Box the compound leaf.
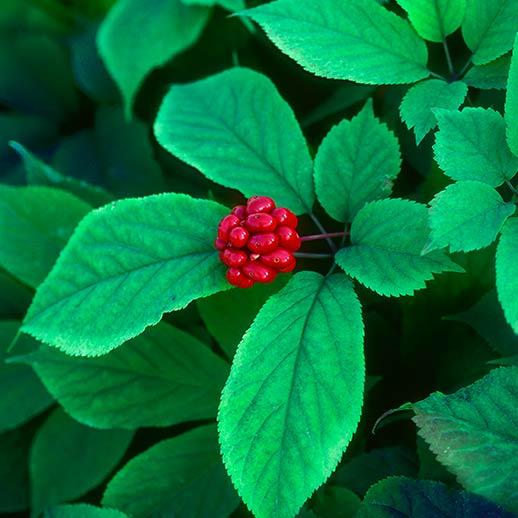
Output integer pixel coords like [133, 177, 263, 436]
[218, 271, 364, 518]
[22, 194, 229, 356]
[505, 33, 518, 156]
[433, 107, 518, 186]
[242, 0, 429, 84]
[464, 55, 511, 90]
[314, 100, 401, 222]
[335, 199, 462, 297]
[426, 181, 515, 252]
[155, 67, 314, 214]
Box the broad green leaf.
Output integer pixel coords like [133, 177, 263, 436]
[11, 141, 113, 207]
[218, 271, 364, 518]
[335, 199, 462, 297]
[44, 504, 128, 518]
[426, 181, 516, 252]
[314, 100, 401, 222]
[462, 0, 518, 65]
[103, 425, 239, 517]
[400, 80, 467, 144]
[433, 108, 518, 186]
[242, 0, 429, 84]
[357, 476, 514, 517]
[396, 0, 466, 42]
[0, 185, 91, 288]
[22, 194, 229, 356]
[19, 322, 228, 429]
[505, 33, 518, 156]
[464, 55, 511, 90]
[496, 217, 518, 332]
[181, 0, 244, 10]
[155, 67, 314, 214]
[98, 0, 210, 118]
[0, 321, 53, 432]
[412, 367, 518, 511]
[31, 409, 133, 515]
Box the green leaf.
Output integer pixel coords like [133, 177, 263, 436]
[0, 271, 32, 319]
[43, 504, 128, 518]
[103, 424, 239, 517]
[400, 80, 467, 144]
[0, 185, 91, 288]
[154, 67, 314, 214]
[218, 271, 364, 518]
[496, 217, 518, 333]
[242, 0, 429, 84]
[433, 107, 518, 186]
[314, 100, 401, 222]
[31, 409, 133, 515]
[335, 199, 462, 297]
[11, 141, 113, 207]
[19, 322, 229, 429]
[426, 181, 516, 252]
[312, 486, 360, 517]
[505, 33, 518, 156]
[181, 0, 244, 10]
[98, 0, 210, 118]
[0, 321, 53, 432]
[464, 55, 511, 90]
[22, 193, 229, 356]
[462, 0, 518, 65]
[357, 476, 514, 517]
[396, 0, 466, 42]
[412, 367, 518, 511]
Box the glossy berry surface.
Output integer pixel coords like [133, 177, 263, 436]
[215, 196, 301, 288]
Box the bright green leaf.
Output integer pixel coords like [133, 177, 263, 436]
[43, 504, 128, 518]
[464, 55, 511, 90]
[0, 185, 91, 288]
[314, 100, 401, 222]
[505, 33, 518, 156]
[462, 0, 518, 65]
[98, 0, 210, 118]
[396, 0, 466, 42]
[218, 271, 364, 518]
[400, 80, 467, 144]
[181, 0, 244, 10]
[31, 409, 133, 515]
[22, 193, 229, 356]
[412, 367, 518, 511]
[242, 0, 429, 84]
[433, 107, 518, 186]
[357, 476, 514, 517]
[426, 181, 515, 252]
[496, 217, 518, 333]
[155, 67, 314, 214]
[103, 425, 239, 517]
[336, 199, 462, 297]
[19, 322, 228, 429]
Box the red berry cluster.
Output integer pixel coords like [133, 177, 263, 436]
[215, 196, 301, 288]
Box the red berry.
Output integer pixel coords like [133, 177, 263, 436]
[218, 215, 240, 240]
[279, 261, 296, 273]
[221, 248, 248, 268]
[228, 226, 249, 248]
[276, 226, 301, 252]
[227, 268, 254, 288]
[247, 196, 275, 214]
[260, 248, 295, 270]
[242, 262, 277, 283]
[231, 205, 247, 219]
[214, 238, 226, 251]
[245, 213, 277, 233]
[248, 233, 279, 254]
[272, 208, 298, 229]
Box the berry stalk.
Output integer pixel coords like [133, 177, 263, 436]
[300, 231, 347, 242]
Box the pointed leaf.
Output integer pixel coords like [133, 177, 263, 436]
[433, 107, 518, 186]
[426, 181, 516, 252]
[218, 271, 365, 518]
[22, 194, 229, 356]
[464, 55, 511, 90]
[412, 367, 518, 512]
[98, 0, 210, 118]
[314, 100, 401, 222]
[400, 80, 467, 144]
[242, 0, 429, 84]
[335, 199, 462, 297]
[103, 425, 239, 517]
[505, 33, 518, 156]
[155, 67, 314, 214]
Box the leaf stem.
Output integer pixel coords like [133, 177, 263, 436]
[429, 70, 448, 81]
[294, 252, 333, 259]
[309, 213, 337, 253]
[442, 39, 456, 79]
[459, 56, 473, 78]
[505, 179, 518, 197]
[300, 231, 347, 242]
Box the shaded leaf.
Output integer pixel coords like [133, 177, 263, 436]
[464, 55, 511, 90]
[43, 504, 128, 518]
